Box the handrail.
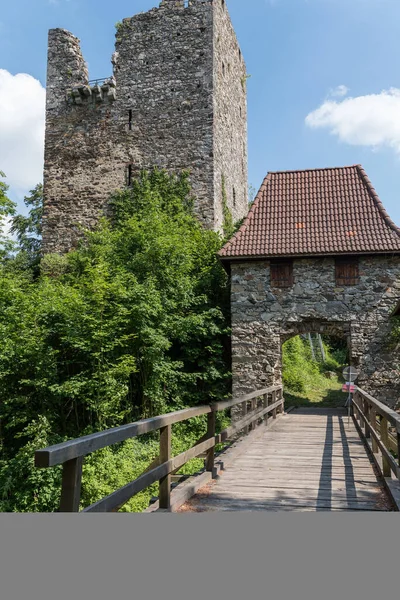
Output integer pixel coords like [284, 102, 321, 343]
[35, 385, 285, 512]
[352, 387, 400, 482]
[354, 388, 400, 431]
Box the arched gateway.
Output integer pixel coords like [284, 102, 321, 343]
[219, 165, 400, 409]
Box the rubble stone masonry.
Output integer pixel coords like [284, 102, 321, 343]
[42, 0, 248, 253]
[230, 256, 400, 409]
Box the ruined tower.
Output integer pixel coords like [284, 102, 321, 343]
[42, 0, 248, 253]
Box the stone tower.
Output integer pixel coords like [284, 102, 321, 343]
[42, 0, 248, 253]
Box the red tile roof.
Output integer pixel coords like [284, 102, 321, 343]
[219, 165, 400, 260]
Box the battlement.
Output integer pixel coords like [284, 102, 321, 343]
[68, 78, 116, 106]
[42, 0, 248, 253]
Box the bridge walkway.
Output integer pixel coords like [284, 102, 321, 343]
[178, 408, 394, 512]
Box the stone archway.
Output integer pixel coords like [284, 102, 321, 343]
[230, 258, 400, 411]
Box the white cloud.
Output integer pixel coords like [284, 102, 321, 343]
[305, 87, 400, 155]
[330, 85, 349, 98]
[0, 69, 45, 200]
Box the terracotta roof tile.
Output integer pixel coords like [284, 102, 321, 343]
[219, 165, 400, 260]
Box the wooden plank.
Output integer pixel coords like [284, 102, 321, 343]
[180, 405, 392, 513]
[206, 410, 216, 474]
[356, 388, 400, 430]
[159, 425, 172, 510]
[186, 496, 384, 511]
[60, 457, 83, 513]
[272, 390, 277, 419]
[83, 437, 215, 512]
[215, 399, 283, 444]
[381, 417, 392, 478]
[211, 386, 282, 412]
[210, 487, 381, 502]
[263, 393, 269, 426]
[35, 405, 212, 467]
[353, 404, 399, 478]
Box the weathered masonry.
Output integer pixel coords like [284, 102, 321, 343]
[219, 165, 400, 409]
[42, 0, 248, 253]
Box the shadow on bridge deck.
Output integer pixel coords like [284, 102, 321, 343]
[177, 408, 394, 512]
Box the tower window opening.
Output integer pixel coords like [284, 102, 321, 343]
[233, 187, 236, 207]
[128, 110, 133, 131]
[127, 164, 132, 187]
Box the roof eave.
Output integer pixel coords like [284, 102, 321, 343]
[219, 249, 400, 262]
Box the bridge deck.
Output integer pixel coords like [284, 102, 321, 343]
[178, 408, 394, 512]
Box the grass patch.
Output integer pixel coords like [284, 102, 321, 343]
[285, 376, 345, 409]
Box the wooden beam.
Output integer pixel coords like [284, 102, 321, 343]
[83, 438, 215, 513]
[355, 387, 400, 430]
[215, 399, 283, 445]
[353, 403, 399, 479]
[35, 386, 284, 468]
[60, 457, 83, 513]
[370, 407, 379, 454]
[159, 425, 172, 510]
[206, 410, 216, 474]
[263, 393, 269, 426]
[381, 417, 391, 478]
[35, 405, 212, 468]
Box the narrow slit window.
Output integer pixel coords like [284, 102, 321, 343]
[127, 164, 132, 187]
[335, 257, 359, 286]
[128, 110, 133, 131]
[270, 261, 294, 288]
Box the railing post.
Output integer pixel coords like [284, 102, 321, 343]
[364, 400, 371, 439]
[354, 392, 360, 422]
[370, 406, 378, 454]
[206, 408, 216, 476]
[263, 393, 269, 426]
[380, 417, 391, 478]
[397, 429, 400, 471]
[279, 388, 284, 414]
[249, 397, 257, 431]
[272, 390, 277, 419]
[242, 399, 248, 434]
[159, 425, 172, 510]
[60, 457, 83, 512]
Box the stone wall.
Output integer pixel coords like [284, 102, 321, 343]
[230, 255, 400, 409]
[42, 0, 248, 253]
[213, 0, 248, 229]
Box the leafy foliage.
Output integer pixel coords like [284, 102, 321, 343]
[283, 335, 346, 394]
[0, 169, 231, 512]
[282, 335, 347, 409]
[0, 171, 17, 259]
[10, 183, 43, 269]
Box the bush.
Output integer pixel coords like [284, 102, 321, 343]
[0, 170, 232, 512]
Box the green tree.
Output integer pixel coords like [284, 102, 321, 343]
[0, 169, 231, 511]
[0, 171, 17, 258]
[11, 183, 43, 268]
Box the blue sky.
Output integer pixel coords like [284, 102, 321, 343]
[1, 0, 400, 225]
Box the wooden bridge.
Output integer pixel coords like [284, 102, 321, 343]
[35, 386, 400, 513]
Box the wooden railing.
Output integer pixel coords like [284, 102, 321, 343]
[35, 386, 284, 512]
[352, 387, 400, 481]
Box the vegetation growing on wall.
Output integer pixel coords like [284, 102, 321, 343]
[0, 169, 232, 512]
